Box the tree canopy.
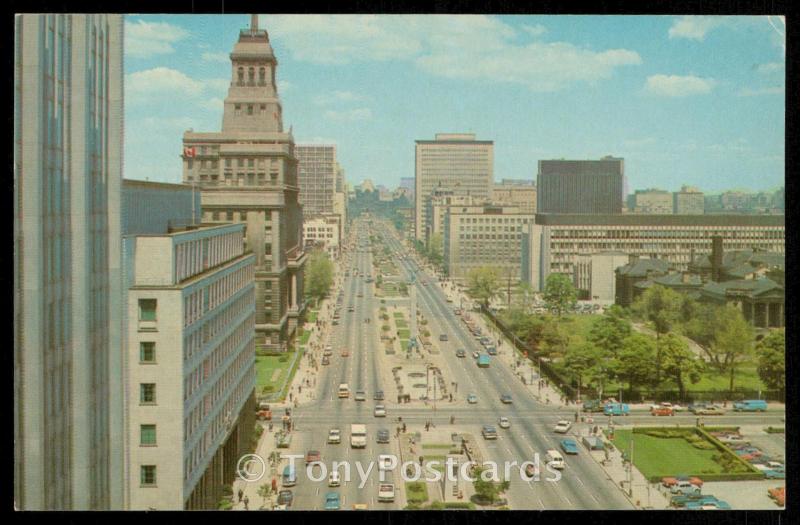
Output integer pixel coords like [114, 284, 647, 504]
[466, 266, 501, 309]
[756, 329, 785, 396]
[543, 273, 577, 317]
[304, 249, 334, 305]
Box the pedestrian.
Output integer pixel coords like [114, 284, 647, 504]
[403, 423, 407, 433]
[238, 488, 244, 503]
[272, 477, 277, 493]
[243, 495, 249, 510]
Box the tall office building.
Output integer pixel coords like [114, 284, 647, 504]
[537, 156, 624, 214]
[14, 14, 124, 510]
[182, 15, 306, 352]
[415, 133, 493, 243]
[296, 144, 337, 217]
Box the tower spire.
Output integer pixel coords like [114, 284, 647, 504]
[251, 14, 258, 32]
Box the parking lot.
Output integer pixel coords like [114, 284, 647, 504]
[701, 480, 784, 509]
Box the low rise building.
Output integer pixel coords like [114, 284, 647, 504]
[303, 214, 341, 259]
[631, 188, 673, 214]
[573, 251, 630, 302]
[674, 185, 704, 215]
[492, 180, 537, 213]
[442, 205, 534, 281]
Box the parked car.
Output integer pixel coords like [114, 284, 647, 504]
[733, 399, 768, 412]
[560, 438, 579, 455]
[717, 434, 749, 446]
[554, 420, 572, 434]
[670, 480, 702, 495]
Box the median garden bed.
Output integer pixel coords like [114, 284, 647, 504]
[405, 481, 429, 504]
[610, 427, 764, 482]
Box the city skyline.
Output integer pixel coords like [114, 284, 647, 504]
[124, 14, 784, 193]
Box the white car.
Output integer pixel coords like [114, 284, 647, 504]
[378, 483, 395, 502]
[498, 417, 511, 429]
[328, 471, 341, 487]
[374, 405, 387, 417]
[650, 402, 685, 412]
[467, 394, 478, 404]
[378, 455, 394, 471]
[328, 428, 341, 444]
[554, 420, 572, 434]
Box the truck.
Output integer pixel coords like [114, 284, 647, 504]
[351, 424, 367, 448]
[603, 403, 630, 416]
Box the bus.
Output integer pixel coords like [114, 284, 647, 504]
[477, 354, 490, 368]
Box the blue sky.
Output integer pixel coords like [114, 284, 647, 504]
[124, 14, 785, 193]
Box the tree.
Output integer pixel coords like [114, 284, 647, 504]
[632, 285, 684, 382]
[515, 281, 536, 314]
[539, 319, 569, 357]
[563, 342, 600, 395]
[710, 305, 754, 393]
[588, 308, 632, 358]
[756, 329, 785, 397]
[466, 266, 501, 309]
[427, 232, 444, 267]
[304, 250, 334, 305]
[472, 468, 510, 505]
[543, 273, 577, 317]
[257, 483, 271, 508]
[615, 333, 657, 392]
[659, 333, 703, 399]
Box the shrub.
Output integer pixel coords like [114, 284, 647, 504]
[278, 356, 288, 363]
[765, 426, 785, 434]
[218, 498, 233, 510]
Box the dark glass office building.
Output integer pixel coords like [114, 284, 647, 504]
[537, 156, 624, 214]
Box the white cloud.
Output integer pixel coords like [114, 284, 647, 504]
[668, 16, 724, 41]
[644, 74, 716, 97]
[202, 51, 230, 63]
[125, 19, 190, 58]
[756, 62, 784, 74]
[737, 86, 784, 97]
[126, 67, 205, 102]
[264, 14, 640, 91]
[324, 108, 372, 121]
[522, 24, 547, 37]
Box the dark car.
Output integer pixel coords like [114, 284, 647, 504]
[374, 390, 385, 401]
[322, 356, 330, 366]
[377, 429, 390, 443]
[277, 490, 294, 507]
[439, 334, 448, 342]
[500, 394, 513, 404]
[456, 349, 466, 358]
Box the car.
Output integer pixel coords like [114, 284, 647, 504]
[545, 450, 565, 469]
[651, 406, 675, 416]
[322, 356, 330, 366]
[670, 480, 702, 495]
[560, 438, 579, 455]
[662, 476, 704, 488]
[374, 405, 387, 417]
[697, 405, 725, 416]
[323, 347, 333, 356]
[603, 403, 630, 416]
[277, 489, 294, 507]
[328, 428, 341, 444]
[439, 334, 448, 341]
[348, 306, 355, 312]
[486, 346, 497, 356]
[482, 425, 498, 440]
[306, 450, 322, 464]
[467, 394, 478, 404]
[733, 399, 768, 412]
[354, 390, 366, 401]
[328, 471, 341, 487]
[374, 390, 385, 401]
[456, 349, 466, 358]
[341, 349, 350, 357]
[378, 483, 396, 502]
[500, 394, 513, 404]
[688, 403, 709, 414]
[377, 429, 390, 443]
[582, 399, 604, 413]
[324, 492, 341, 510]
[378, 455, 394, 470]
[554, 420, 572, 434]
[498, 417, 511, 429]
[717, 434, 749, 445]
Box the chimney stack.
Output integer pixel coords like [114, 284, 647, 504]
[711, 235, 723, 282]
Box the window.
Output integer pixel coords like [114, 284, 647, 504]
[139, 299, 157, 322]
[247, 105, 253, 115]
[140, 342, 156, 363]
[237, 67, 244, 85]
[259, 67, 266, 85]
[187, 159, 193, 170]
[225, 158, 231, 168]
[140, 465, 157, 486]
[140, 425, 157, 446]
[140, 383, 156, 404]
[237, 158, 244, 168]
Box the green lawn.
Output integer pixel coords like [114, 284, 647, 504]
[405, 482, 429, 504]
[307, 310, 318, 323]
[393, 312, 405, 319]
[395, 319, 408, 329]
[299, 330, 311, 346]
[611, 428, 726, 480]
[255, 355, 292, 395]
[399, 339, 409, 350]
[397, 329, 411, 339]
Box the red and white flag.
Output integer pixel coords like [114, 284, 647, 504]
[183, 146, 196, 158]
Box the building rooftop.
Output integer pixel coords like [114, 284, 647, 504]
[616, 258, 672, 278]
[700, 277, 783, 299]
[536, 213, 785, 226]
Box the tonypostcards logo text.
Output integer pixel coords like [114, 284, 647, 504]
[236, 453, 562, 487]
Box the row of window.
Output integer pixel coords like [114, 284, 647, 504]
[176, 232, 244, 283]
[185, 289, 255, 363]
[184, 356, 255, 483]
[552, 229, 785, 239]
[183, 263, 251, 328]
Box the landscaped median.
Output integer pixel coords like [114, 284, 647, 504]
[255, 347, 304, 401]
[610, 426, 765, 482]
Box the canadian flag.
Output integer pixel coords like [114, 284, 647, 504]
[183, 146, 196, 158]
